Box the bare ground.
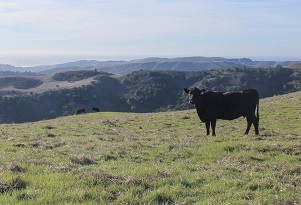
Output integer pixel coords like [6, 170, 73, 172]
[0, 75, 98, 96]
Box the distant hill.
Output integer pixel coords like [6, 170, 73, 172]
[1, 57, 298, 74]
[0, 66, 300, 123]
[0, 77, 43, 89]
[0, 70, 113, 96]
[38, 60, 126, 74]
[0, 63, 19, 71]
[52, 70, 111, 81]
[287, 61, 301, 68]
[39, 57, 296, 75]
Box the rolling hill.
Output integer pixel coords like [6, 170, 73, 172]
[0, 66, 300, 123]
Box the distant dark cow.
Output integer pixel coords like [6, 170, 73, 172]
[184, 87, 259, 136]
[76, 108, 86, 115]
[92, 107, 100, 112]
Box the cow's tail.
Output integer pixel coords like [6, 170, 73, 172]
[256, 99, 259, 122]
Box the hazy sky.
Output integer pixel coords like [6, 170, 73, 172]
[0, 0, 301, 66]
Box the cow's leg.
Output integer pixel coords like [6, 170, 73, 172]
[211, 119, 216, 136]
[245, 116, 252, 135]
[205, 121, 210, 136]
[253, 117, 259, 135]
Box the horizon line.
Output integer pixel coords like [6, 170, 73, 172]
[0, 54, 300, 68]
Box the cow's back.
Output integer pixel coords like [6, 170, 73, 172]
[203, 90, 258, 120]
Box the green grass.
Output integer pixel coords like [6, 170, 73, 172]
[0, 92, 301, 204]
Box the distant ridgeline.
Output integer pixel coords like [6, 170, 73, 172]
[0, 70, 43, 76]
[0, 66, 300, 123]
[52, 70, 112, 81]
[1, 57, 299, 74]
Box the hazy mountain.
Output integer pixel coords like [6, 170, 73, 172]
[41, 57, 298, 75]
[33, 60, 126, 74]
[0, 63, 19, 71]
[0, 57, 298, 74]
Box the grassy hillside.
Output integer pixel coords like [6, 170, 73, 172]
[0, 92, 300, 204]
[0, 77, 43, 89]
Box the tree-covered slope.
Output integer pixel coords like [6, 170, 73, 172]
[0, 66, 300, 123]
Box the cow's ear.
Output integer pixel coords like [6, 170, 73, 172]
[184, 88, 190, 93]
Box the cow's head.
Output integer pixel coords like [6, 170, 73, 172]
[184, 87, 206, 104]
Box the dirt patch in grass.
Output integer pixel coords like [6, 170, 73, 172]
[0, 176, 27, 193]
[70, 156, 96, 165]
[0, 184, 14, 193]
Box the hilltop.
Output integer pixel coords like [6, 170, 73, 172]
[0, 70, 113, 96]
[0, 91, 300, 204]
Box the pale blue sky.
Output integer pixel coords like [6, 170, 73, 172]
[0, 0, 301, 66]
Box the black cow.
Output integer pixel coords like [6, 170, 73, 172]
[184, 87, 259, 136]
[92, 107, 100, 112]
[76, 108, 86, 115]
